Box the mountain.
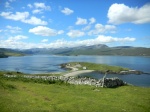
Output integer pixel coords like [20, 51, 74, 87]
[1, 44, 150, 57]
[0, 48, 25, 58]
[21, 44, 150, 56]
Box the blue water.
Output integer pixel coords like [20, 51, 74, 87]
[0, 55, 150, 87]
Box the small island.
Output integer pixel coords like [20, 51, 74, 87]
[60, 62, 143, 75]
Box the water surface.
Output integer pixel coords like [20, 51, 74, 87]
[0, 55, 150, 87]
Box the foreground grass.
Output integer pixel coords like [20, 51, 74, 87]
[0, 72, 150, 112]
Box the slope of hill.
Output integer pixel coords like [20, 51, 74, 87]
[21, 44, 150, 56]
[0, 48, 25, 58]
[54, 45, 150, 56]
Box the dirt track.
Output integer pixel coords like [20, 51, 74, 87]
[63, 70, 94, 77]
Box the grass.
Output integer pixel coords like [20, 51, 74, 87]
[0, 71, 150, 112]
[67, 62, 129, 73]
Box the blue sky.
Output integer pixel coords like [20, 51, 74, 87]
[0, 0, 150, 49]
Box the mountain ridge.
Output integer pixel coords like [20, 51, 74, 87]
[1, 44, 150, 57]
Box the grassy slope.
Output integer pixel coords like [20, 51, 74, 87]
[0, 48, 24, 57]
[0, 72, 150, 112]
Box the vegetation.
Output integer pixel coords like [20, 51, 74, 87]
[0, 71, 150, 112]
[55, 47, 150, 56]
[0, 48, 25, 58]
[62, 62, 129, 73]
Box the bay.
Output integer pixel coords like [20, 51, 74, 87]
[0, 55, 150, 87]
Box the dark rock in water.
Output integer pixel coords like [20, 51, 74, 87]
[119, 70, 143, 75]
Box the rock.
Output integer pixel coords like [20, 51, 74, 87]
[3, 74, 126, 88]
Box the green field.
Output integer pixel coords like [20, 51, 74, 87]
[0, 71, 150, 112]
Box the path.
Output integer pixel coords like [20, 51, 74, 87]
[63, 70, 95, 77]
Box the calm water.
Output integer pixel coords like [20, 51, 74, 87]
[0, 55, 150, 87]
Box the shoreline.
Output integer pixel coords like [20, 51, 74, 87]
[63, 70, 95, 77]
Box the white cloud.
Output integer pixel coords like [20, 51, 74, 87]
[0, 12, 29, 21]
[108, 3, 150, 24]
[95, 35, 135, 43]
[32, 9, 42, 14]
[34, 2, 51, 10]
[0, 12, 47, 25]
[75, 17, 87, 25]
[41, 39, 48, 43]
[27, 4, 33, 8]
[89, 17, 96, 24]
[61, 7, 74, 15]
[28, 2, 51, 14]
[29, 26, 63, 36]
[5, 2, 10, 8]
[6, 25, 22, 33]
[88, 23, 116, 35]
[58, 30, 64, 34]
[82, 25, 91, 31]
[67, 30, 85, 38]
[6, 35, 28, 42]
[0, 35, 136, 49]
[22, 16, 47, 25]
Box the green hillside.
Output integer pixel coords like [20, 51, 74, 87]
[0, 48, 25, 58]
[56, 47, 150, 56]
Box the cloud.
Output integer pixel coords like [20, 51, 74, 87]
[67, 30, 85, 38]
[32, 9, 42, 14]
[27, 4, 33, 8]
[6, 25, 22, 33]
[0, 12, 29, 21]
[0, 35, 136, 49]
[82, 25, 91, 31]
[34, 2, 51, 10]
[0, 12, 47, 25]
[6, 35, 28, 42]
[58, 30, 64, 34]
[95, 35, 135, 43]
[31, 2, 51, 14]
[22, 16, 47, 25]
[88, 23, 116, 35]
[75, 17, 87, 25]
[0, 30, 3, 32]
[5, 2, 10, 8]
[61, 7, 74, 15]
[108, 3, 150, 24]
[89, 17, 96, 24]
[41, 39, 48, 43]
[29, 26, 63, 36]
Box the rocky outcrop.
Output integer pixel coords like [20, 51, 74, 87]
[3, 74, 126, 88]
[96, 77, 126, 88]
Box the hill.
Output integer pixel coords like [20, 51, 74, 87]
[1, 44, 150, 56]
[0, 48, 25, 58]
[45, 45, 150, 56]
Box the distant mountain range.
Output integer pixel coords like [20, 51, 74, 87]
[1, 44, 150, 58]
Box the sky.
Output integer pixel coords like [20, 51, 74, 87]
[0, 0, 150, 49]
